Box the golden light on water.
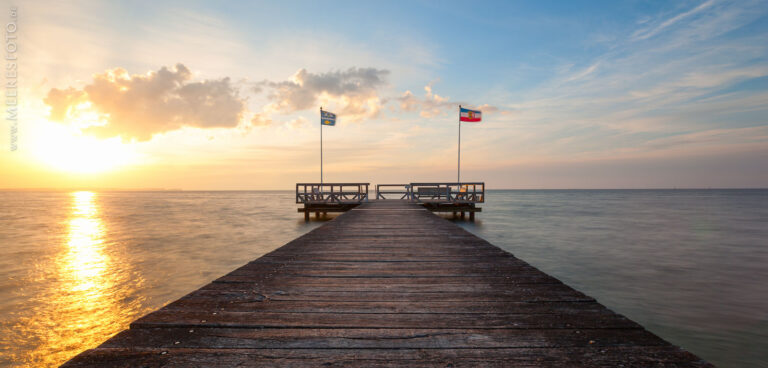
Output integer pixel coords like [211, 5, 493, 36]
[66, 192, 108, 291]
[10, 191, 147, 367]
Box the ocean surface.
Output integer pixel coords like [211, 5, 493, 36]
[0, 190, 766, 367]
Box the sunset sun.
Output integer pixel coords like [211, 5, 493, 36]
[31, 122, 139, 173]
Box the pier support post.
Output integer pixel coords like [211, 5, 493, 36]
[315, 212, 320, 219]
[304, 211, 309, 221]
[461, 212, 465, 219]
[469, 212, 475, 221]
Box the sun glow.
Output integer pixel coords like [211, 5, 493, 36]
[31, 121, 140, 173]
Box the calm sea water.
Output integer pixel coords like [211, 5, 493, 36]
[0, 190, 766, 367]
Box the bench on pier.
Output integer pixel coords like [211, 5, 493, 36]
[409, 182, 484, 219]
[410, 182, 484, 204]
[416, 186, 449, 199]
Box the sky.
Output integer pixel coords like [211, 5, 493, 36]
[1, 0, 767, 189]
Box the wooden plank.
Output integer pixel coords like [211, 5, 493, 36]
[213, 275, 563, 285]
[99, 327, 670, 349]
[62, 200, 711, 367]
[160, 300, 610, 314]
[196, 282, 586, 296]
[64, 347, 711, 367]
[130, 310, 639, 329]
[183, 289, 595, 303]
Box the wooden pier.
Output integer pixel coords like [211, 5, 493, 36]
[64, 200, 710, 367]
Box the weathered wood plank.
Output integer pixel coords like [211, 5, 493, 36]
[213, 275, 562, 285]
[64, 347, 711, 368]
[99, 327, 669, 349]
[131, 310, 639, 329]
[160, 300, 609, 314]
[195, 284, 587, 298]
[183, 289, 595, 302]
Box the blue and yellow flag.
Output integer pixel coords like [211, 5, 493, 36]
[321, 110, 336, 126]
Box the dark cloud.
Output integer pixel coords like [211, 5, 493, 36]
[44, 63, 246, 141]
[263, 67, 389, 120]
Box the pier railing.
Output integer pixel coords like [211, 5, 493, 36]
[376, 184, 411, 200]
[410, 182, 484, 203]
[296, 183, 370, 204]
[295, 182, 482, 205]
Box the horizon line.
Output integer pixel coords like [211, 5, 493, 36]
[2, 187, 767, 192]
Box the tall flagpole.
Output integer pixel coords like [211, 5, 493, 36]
[320, 107, 323, 186]
[458, 105, 461, 184]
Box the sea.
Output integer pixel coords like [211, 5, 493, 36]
[0, 189, 766, 367]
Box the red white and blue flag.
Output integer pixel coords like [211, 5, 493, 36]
[459, 107, 482, 122]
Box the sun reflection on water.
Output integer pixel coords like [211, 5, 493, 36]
[10, 191, 146, 367]
[67, 192, 108, 292]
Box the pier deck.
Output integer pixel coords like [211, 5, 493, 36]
[64, 200, 710, 367]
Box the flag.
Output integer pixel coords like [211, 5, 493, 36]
[459, 107, 482, 122]
[321, 110, 336, 126]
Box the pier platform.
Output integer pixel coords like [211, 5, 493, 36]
[64, 200, 710, 367]
[298, 182, 484, 220]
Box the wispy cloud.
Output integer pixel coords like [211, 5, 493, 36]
[640, 126, 768, 151]
[514, 2, 766, 126]
[631, 0, 716, 41]
[396, 80, 499, 118]
[471, 0, 768, 176]
[564, 62, 601, 82]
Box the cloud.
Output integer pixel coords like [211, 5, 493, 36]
[641, 126, 768, 151]
[475, 104, 501, 113]
[44, 63, 246, 141]
[397, 81, 452, 118]
[398, 90, 420, 112]
[250, 113, 272, 126]
[564, 62, 600, 82]
[505, 0, 768, 141]
[286, 116, 308, 130]
[396, 81, 498, 118]
[632, 0, 716, 41]
[262, 67, 389, 121]
[44, 87, 87, 121]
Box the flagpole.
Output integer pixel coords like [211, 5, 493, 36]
[320, 107, 323, 186]
[458, 105, 461, 185]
